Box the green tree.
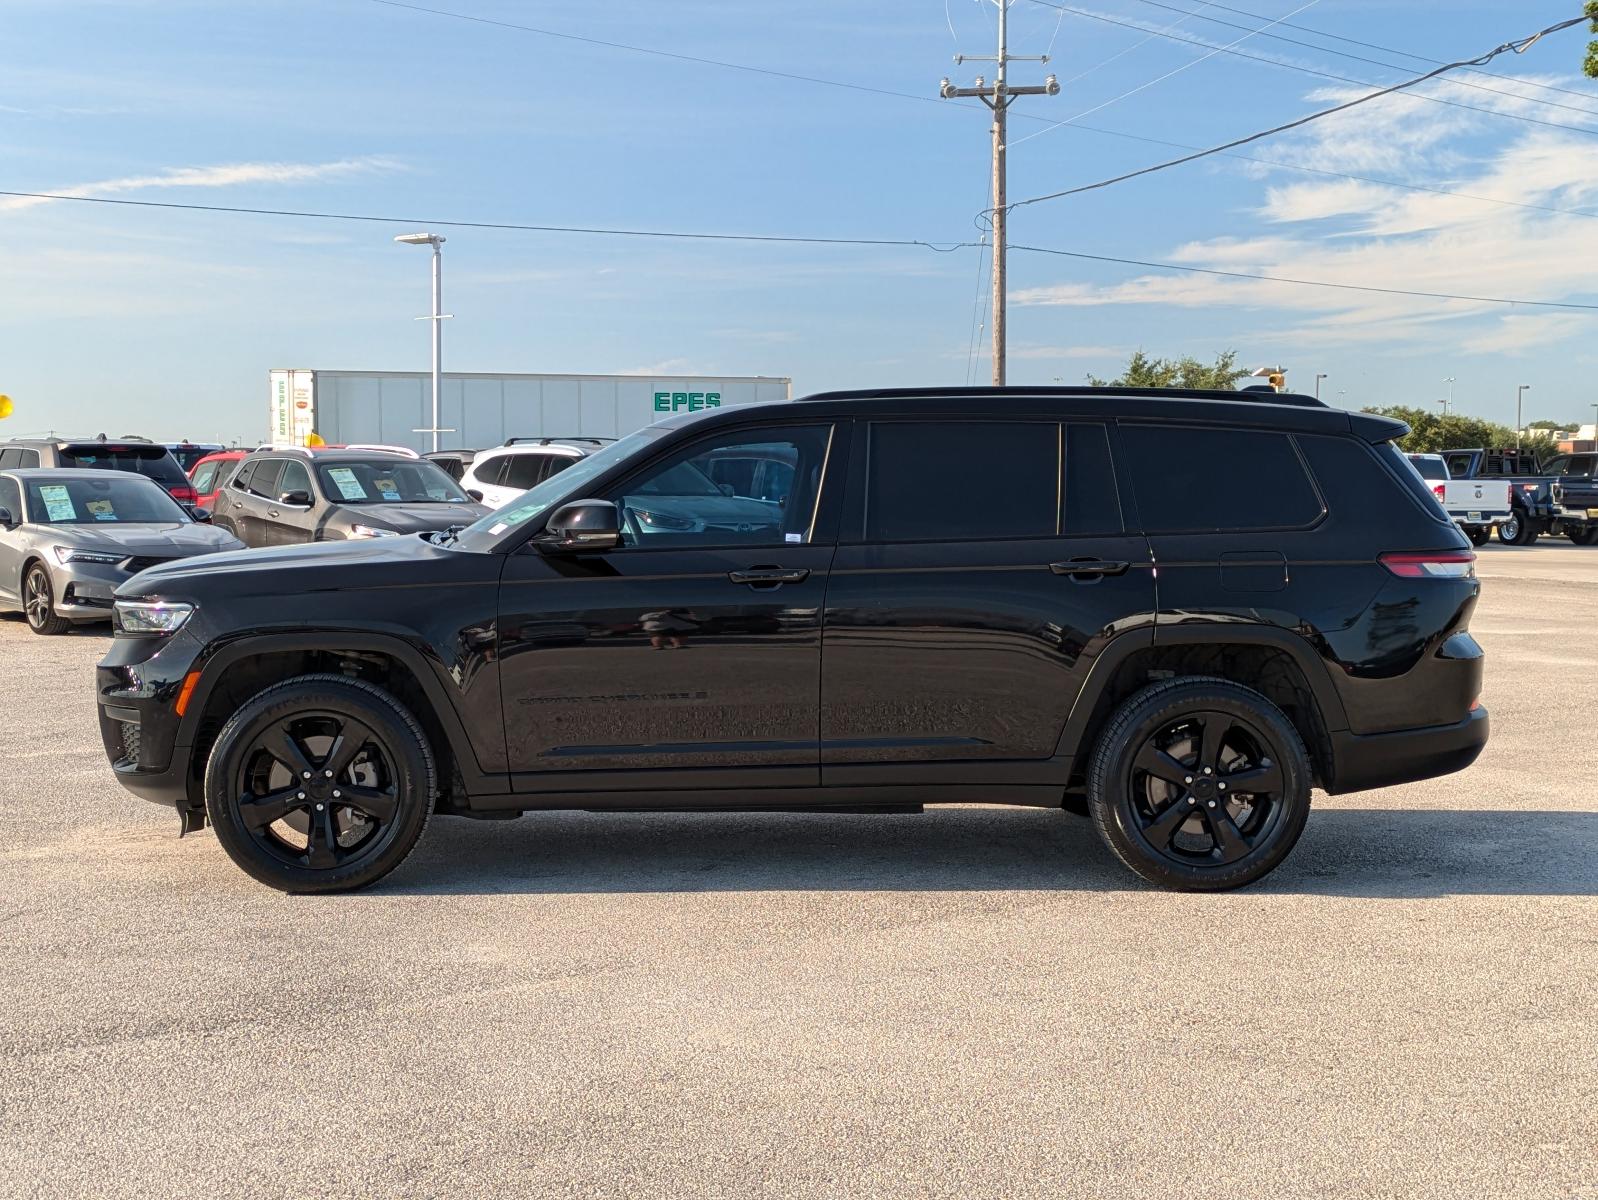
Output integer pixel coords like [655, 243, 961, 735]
[1587, 1, 1598, 78]
[1363, 405, 1561, 464]
[1088, 349, 1248, 389]
[1527, 419, 1578, 431]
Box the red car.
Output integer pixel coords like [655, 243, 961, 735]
[187, 450, 248, 513]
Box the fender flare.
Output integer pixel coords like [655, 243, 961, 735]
[174, 629, 506, 795]
[1054, 623, 1350, 758]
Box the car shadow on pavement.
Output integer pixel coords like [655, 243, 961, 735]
[389, 807, 1598, 898]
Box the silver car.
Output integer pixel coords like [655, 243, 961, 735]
[0, 469, 243, 635]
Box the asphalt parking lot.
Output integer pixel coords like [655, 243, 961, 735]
[1, 542, 1594, 1200]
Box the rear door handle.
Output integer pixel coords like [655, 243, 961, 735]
[1050, 559, 1130, 578]
[728, 567, 810, 586]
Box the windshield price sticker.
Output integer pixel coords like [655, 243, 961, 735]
[327, 468, 367, 501]
[86, 499, 117, 521]
[39, 484, 76, 521]
[374, 477, 401, 501]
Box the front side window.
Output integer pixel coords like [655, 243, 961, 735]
[315, 460, 468, 504]
[277, 460, 314, 499]
[0, 475, 19, 516]
[23, 475, 187, 525]
[191, 461, 219, 495]
[606, 425, 832, 548]
[1123, 425, 1324, 533]
[246, 460, 285, 499]
[865, 421, 1058, 542]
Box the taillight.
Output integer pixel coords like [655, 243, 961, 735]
[1379, 551, 1475, 579]
[168, 485, 198, 503]
[1431, 484, 1446, 501]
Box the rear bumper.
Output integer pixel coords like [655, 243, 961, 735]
[1324, 706, 1489, 795]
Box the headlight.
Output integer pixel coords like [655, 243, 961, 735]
[53, 546, 123, 566]
[349, 524, 401, 539]
[112, 600, 195, 637]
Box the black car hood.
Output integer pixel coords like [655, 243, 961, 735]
[329, 501, 489, 533]
[120, 533, 462, 598]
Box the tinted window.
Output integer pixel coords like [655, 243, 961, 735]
[247, 460, 285, 498]
[17, 449, 39, 468]
[57, 444, 187, 490]
[0, 475, 19, 516]
[472, 454, 509, 487]
[231, 461, 257, 492]
[1311, 437, 1450, 528]
[0, 449, 19, 469]
[606, 425, 832, 547]
[1063, 423, 1123, 535]
[502, 453, 552, 491]
[1443, 453, 1474, 479]
[1123, 425, 1323, 533]
[277, 460, 314, 498]
[1408, 456, 1447, 481]
[866, 421, 1058, 542]
[431, 455, 467, 482]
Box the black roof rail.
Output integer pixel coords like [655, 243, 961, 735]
[794, 384, 1328, 410]
[503, 435, 617, 446]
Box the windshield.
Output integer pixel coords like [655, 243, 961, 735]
[316, 460, 470, 504]
[1408, 456, 1446, 481]
[24, 475, 187, 525]
[454, 426, 666, 550]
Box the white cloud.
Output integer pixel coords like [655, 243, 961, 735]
[0, 156, 403, 213]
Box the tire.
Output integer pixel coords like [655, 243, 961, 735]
[1465, 524, 1492, 547]
[22, 563, 72, 636]
[204, 673, 435, 893]
[1499, 514, 1538, 546]
[1086, 677, 1312, 891]
[1567, 527, 1598, 546]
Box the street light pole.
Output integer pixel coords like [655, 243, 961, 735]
[1314, 372, 1327, 400]
[1443, 376, 1455, 416]
[1516, 384, 1530, 449]
[394, 232, 453, 453]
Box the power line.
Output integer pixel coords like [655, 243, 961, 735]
[1008, 243, 1598, 311]
[1008, 13, 1594, 212]
[1020, 1, 1598, 142]
[0, 189, 975, 250]
[1093, 0, 1598, 120]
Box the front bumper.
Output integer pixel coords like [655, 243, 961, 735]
[96, 628, 206, 810]
[1324, 706, 1489, 795]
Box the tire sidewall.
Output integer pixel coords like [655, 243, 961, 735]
[1088, 680, 1312, 891]
[1498, 515, 1520, 544]
[204, 677, 434, 893]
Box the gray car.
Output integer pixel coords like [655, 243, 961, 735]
[0, 469, 243, 635]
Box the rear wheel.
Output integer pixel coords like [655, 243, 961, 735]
[1568, 526, 1598, 546]
[1464, 524, 1492, 547]
[23, 564, 71, 635]
[204, 674, 435, 893]
[1086, 678, 1312, 891]
[1499, 514, 1538, 545]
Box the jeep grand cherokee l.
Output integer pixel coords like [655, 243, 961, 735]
[95, 386, 1488, 893]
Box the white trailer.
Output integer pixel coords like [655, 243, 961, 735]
[268, 369, 792, 451]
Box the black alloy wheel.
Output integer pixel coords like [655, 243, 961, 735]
[1087, 678, 1312, 891]
[205, 675, 434, 892]
[23, 564, 71, 635]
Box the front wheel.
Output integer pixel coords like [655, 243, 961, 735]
[1086, 678, 1312, 891]
[23, 564, 71, 635]
[1465, 524, 1492, 547]
[204, 674, 435, 893]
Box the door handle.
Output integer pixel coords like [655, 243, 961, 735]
[1050, 559, 1130, 579]
[268, 509, 280, 518]
[728, 567, 810, 586]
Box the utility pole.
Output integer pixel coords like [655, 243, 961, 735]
[395, 231, 454, 453]
[941, 1, 1058, 386]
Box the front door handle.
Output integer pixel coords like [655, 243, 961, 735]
[728, 567, 810, 586]
[268, 509, 280, 518]
[1050, 559, 1130, 579]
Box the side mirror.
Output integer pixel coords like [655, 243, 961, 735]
[277, 489, 313, 507]
[538, 499, 621, 552]
[717, 482, 735, 497]
[466, 489, 484, 502]
[0, 507, 15, 529]
[187, 504, 213, 523]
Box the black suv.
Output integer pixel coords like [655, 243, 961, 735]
[95, 387, 1488, 893]
[215, 449, 488, 547]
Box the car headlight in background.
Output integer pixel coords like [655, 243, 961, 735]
[53, 546, 123, 566]
[349, 524, 402, 539]
[112, 600, 195, 637]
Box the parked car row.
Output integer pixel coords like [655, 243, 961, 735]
[1433, 447, 1598, 546]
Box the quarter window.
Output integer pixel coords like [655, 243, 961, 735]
[865, 421, 1058, 542]
[501, 454, 552, 491]
[605, 425, 832, 547]
[1123, 425, 1323, 533]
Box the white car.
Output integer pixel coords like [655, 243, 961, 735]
[1407, 453, 1512, 546]
[459, 438, 613, 509]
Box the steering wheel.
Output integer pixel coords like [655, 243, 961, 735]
[620, 503, 643, 546]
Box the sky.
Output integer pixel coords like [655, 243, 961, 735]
[3, 0, 1597, 442]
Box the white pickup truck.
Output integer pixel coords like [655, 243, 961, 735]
[1407, 453, 1513, 546]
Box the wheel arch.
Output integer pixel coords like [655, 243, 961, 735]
[1058, 626, 1347, 789]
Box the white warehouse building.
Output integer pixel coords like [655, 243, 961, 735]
[268, 369, 793, 452]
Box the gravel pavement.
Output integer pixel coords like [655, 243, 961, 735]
[0, 541, 1594, 1199]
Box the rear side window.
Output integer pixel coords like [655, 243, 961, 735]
[1122, 425, 1323, 533]
[0, 449, 19, 469]
[1063, 423, 1123, 535]
[1309, 437, 1450, 528]
[865, 421, 1058, 542]
[501, 454, 551, 491]
[472, 454, 510, 487]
